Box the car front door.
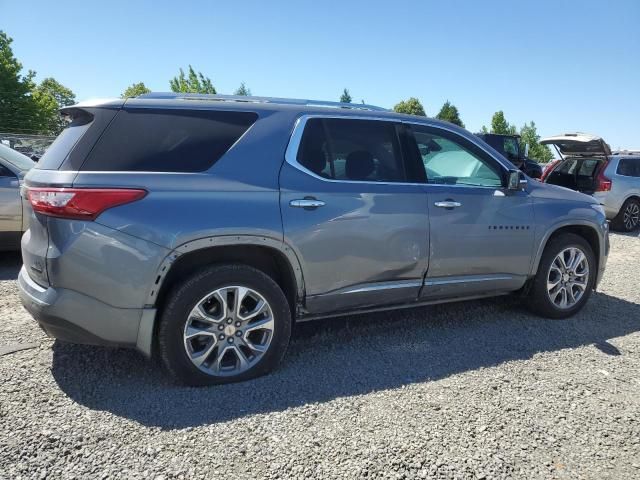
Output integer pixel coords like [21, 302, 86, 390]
[407, 124, 535, 299]
[280, 116, 430, 315]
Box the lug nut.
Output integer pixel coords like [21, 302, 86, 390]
[227, 318, 233, 324]
[235, 321, 241, 327]
[228, 337, 234, 344]
[219, 334, 225, 340]
[218, 324, 224, 331]
[235, 331, 242, 337]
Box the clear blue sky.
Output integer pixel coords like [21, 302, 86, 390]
[2, 0, 639, 149]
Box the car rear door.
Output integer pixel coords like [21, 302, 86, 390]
[406, 124, 535, 299]
[279, 116, 430, 315]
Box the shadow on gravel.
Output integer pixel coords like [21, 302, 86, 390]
[0, 252, 21, 281]
[51, 291, 640, 429]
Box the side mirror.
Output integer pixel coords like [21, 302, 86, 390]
[507, 169, 527, 190]
[524, 143, 530, 158]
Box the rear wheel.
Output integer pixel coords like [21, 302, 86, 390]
[526, 233, 596, 319]
[612, 198, 640, 232]
[158, 264, 292, 385]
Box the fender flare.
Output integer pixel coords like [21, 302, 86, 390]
[144, 234, 305, 307]
[529, 219, 604, 277]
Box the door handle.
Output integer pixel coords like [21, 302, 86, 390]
[434, 200, 462, 209]
[290, 198, 325, 209]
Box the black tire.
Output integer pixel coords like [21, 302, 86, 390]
[158, 264, 292, 386]
[526, 233, 596, 319]
[611, 198, 640, 232]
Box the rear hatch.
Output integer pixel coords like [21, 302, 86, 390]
[540, 133, 611, 194]
[21, 100, 122, 286]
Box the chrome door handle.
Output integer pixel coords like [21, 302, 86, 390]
[290, 198, 326, 209]
[434, 200, 462, 209]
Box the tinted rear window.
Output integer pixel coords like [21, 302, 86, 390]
[81, 109, 258, 172]
[37, 111, 93, 170]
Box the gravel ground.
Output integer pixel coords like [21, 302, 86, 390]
[1, 232, 639, 480]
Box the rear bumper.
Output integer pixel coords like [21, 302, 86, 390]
[18, 266, 155, 355]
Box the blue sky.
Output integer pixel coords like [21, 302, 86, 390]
[2, 0, 639, 149]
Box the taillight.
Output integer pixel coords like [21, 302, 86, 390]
[27, 188, 147, 220]
[594, 160, 612, 192]
[540, 160, 558, 181]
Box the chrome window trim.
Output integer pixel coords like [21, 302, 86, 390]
[283, 114, 512, 188]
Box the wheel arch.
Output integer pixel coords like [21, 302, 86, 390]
[149, 236, 305, 312]
[531, 222, 602, 280]
[135, 235, 305, 358]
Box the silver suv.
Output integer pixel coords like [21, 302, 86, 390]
[19, 94, 609, 385]
[541, 133, 640, 232]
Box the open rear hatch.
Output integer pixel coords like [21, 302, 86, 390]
[540, 133, 611, 194]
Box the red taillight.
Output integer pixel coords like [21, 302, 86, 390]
[27, 188, 147, 220]
[594, 160, 612, 192]
[540, 159, 559, 181]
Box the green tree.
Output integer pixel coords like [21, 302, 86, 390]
[234, 82, 251, 96]
[393, 97, 426, 116]
[340, 88, 352, 103]
[34, 77, 76, 134]
[519, 121, 553, 162]
[121, 82, 151, 98]
[170, 65, 216, 94]
[0, 30, 41, 134]
[435, 100, 464, 127]
[490, 110, 516, 135]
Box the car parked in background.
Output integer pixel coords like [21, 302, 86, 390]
[541, 133, 640, 231]
[18, 94, 609, 385]
[476, 133, 543, 179]
[0, 144, 35, 250]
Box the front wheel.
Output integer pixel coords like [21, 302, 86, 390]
[158, 264, 292, 386]
[526, 233, 596, 319]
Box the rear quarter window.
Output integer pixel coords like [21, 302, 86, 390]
[81, 109, 258, 172]
[617, 158, 640, 177]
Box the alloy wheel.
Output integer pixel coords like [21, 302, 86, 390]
[183, 285, 274, 377]
[546, 247, 590, 309]
[624, 202, 640, 231]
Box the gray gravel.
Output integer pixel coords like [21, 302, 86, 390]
[1, 232, 639, 479]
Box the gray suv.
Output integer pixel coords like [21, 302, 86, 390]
[18, 94, 609, 385]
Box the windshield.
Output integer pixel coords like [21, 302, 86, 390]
[0, 144, 36, 171]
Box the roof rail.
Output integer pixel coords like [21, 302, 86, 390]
[612, 150, 640, 155]
[137, 92, 388, 112]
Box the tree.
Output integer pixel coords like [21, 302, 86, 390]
[519, 121, 554, 162]
[393, 97, 426, 116]
[170, 65, 216, 94]
[122, 82, 151, 98]
[34, 77, 76, 134]
[435, 100, 464, 127]
[234, 82, 251, 96]
[0, 30, 41, 134]
[340, 88, 352, 103]
[490, 111, 516, 135]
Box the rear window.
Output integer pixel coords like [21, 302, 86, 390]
[617, 158, 640, 177]
[37, 111, 93, 170]
[81, 109, 258, 172]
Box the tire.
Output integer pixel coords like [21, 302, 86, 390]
[612, 198, 640, 232]
[158, 264, 292, 386]
[526, 233, 596, 319]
